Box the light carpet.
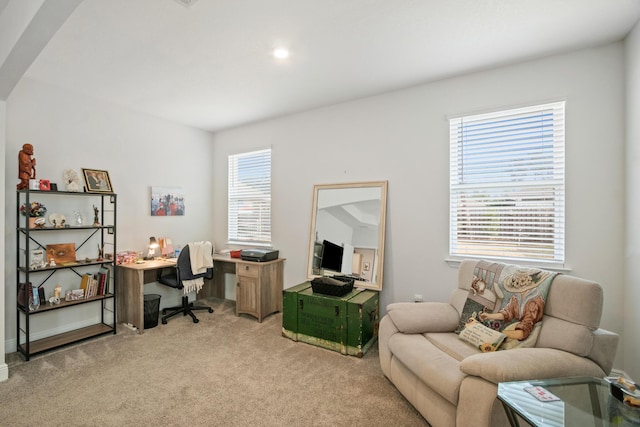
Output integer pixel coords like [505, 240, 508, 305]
[1, 298, 428, 426]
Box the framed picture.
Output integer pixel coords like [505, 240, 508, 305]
[39, 179, 50, 191]
[82, 168, 113, 193]
[30, 249, 46, 270]
[150, 186, 185, 216]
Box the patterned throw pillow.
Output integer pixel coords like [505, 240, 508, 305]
[458, 319, 506, 352]
[455, 261, 503, 334]
[457, 261, 557, 351]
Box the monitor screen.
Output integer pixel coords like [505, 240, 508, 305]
[320, 240, 344, 273]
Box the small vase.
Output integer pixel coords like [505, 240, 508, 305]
[28, 217, 37, 229]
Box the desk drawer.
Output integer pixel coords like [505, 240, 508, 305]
[237, 263, 260, 278]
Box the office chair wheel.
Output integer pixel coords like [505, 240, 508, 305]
[193, 318, 199, 323]
[208, 308, 213, 313]
[162, 319, 167, 324]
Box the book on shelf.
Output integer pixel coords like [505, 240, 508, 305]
[80, 273, 91, 297]
[98, 266, 110, 295]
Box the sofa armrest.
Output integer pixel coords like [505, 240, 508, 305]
[459, 347, 607, 384]
[386, 302, 460, 334]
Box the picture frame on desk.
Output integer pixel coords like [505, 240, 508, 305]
[82, 168, 113, 193]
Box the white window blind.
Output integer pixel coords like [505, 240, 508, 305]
[449, 102, 565, 263]
[228, 148, 272, 245]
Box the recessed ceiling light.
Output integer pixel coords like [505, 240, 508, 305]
[272, 48, 290, 59]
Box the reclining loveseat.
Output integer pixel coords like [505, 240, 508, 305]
[378, 259, 619, 427]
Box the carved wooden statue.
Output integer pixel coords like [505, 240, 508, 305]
[17, 143, 37, 190]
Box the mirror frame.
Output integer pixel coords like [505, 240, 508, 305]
[307, 180, 388, 291]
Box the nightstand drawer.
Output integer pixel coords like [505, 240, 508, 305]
[237, 263, 260, 278]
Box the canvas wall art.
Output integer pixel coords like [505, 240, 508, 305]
[151, 187, 185, 216]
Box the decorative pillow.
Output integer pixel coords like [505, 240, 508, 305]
[455, 290, 497, 334]
[455, 261, 503, 334]
[457, 261, 558, 352]
[458, 319, 507, 352]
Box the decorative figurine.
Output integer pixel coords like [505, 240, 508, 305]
[92, 205, 100, 226]
[74, 211, 83, 226]
[97, 244, 104, 261]
[63, 169, 83, 192]
[17, 143, 36, 190]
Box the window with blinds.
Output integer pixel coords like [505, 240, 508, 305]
[228, 148, 272, 245]
[449, 102, 565, 263]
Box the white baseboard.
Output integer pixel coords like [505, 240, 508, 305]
[0, 363, 8, 382]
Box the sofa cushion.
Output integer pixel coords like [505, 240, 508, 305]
[535, 316, 594, 356]
[387, 302, 460, 334]
[425, 332, 481, 361]
[459, 347, 607, 384]
[388, 333, 467, 405]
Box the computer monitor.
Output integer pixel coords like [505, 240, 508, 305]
[320, 240, 343, 273]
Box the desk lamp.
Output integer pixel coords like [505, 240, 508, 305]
[148, 236, 159, 259]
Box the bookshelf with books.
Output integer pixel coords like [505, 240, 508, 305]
[16, 189, 117, 360]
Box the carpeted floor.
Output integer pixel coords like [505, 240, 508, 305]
[0, 298, 428, 426]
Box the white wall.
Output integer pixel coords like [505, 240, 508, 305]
[212, 43, 628, 371]
[4, 77, 215, 351]
[625, 21, 640, 380]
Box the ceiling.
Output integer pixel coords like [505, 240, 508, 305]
[21, 0, 640, 132]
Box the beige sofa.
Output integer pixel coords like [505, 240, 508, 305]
[378, 260, 619, 427]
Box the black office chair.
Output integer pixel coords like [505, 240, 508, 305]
[157, 243, 214, 324]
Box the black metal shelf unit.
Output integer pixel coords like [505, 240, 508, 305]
[16, 189, 117, 360]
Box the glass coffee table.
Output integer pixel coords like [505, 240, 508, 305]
[497, 377, 638, 427]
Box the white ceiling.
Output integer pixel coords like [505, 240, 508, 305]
[22, 0, 640, 132]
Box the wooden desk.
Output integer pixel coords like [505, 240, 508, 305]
[116, 259, 179, 333]
[116, 254, 285, 331]
[213, 254, 285, 323]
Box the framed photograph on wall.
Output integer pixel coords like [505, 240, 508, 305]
[82, 168, 113, 193]
[151, 187, 185, 216]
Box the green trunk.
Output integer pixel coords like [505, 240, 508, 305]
[282, 281, 379, 357]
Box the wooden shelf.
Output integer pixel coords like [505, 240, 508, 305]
[19, 260, 114, 273]
[18, 323, 114, 356]
[18, 294, 114, 314]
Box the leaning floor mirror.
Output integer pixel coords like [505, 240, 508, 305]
[307, 181, 388, 291]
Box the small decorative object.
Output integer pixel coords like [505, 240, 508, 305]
[20, 201, 47, 228]
[48, 296, 60, 305]
[73, 210, 83, 226]
[46, 243, 76, 265]
[49, 213, 66, 228]
[20, 201, 47, 217]
[29, 179, 40, 190]
[92, 205, 100, 226]
[54, 284, 62, 299]
[33, 217, 46, 228]
[97, 244, 104, 261]
[17, 143, 36, 190]
[29, 286, 40, 311]
[50, 183, 58, 191]
[49, 259, 56, 267]
[30, 249, 46, 269]
[82, 168, 113, 193]
[63, 169, 83, 192]
[39, 179, 50, 191]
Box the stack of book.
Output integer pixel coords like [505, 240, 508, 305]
[79, 267, 111, 298]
